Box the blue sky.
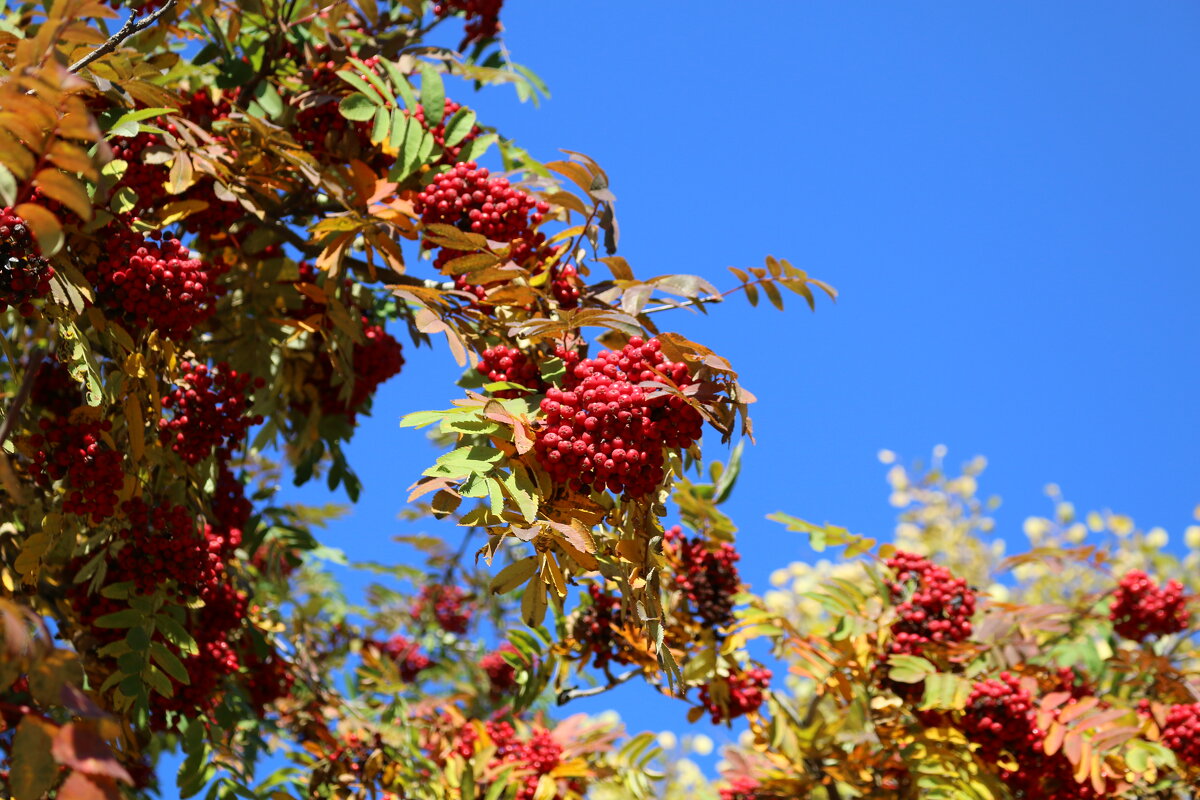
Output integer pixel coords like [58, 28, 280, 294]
[261, 0, 1200, 777]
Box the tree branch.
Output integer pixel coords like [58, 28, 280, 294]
[0, 347, 46, 449]
[556, 667, 640, 704]
[69, 0, 179, 74]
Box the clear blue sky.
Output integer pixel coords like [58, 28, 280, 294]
[271, 0, 1200, 773]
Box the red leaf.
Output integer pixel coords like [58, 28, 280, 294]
[52, 723, 132, 784]
[57, 773, 121, 800]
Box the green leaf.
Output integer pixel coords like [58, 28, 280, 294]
[418, 62, 445, 133]
[379, 59, 417, 110]
[150, 641, 191, 685]
[94, 608, 144, 628]
[11, 717, 56, 800]
[370, 106, 391, 145]
[253, 81, 283, 118]
[443, 107, 477, 148]
[887, 654, 936, 684]
[335, 69, 378, 99]
[457, 133, 498, 164]
[713, 439, 744, 504]
[145, 664, 174, 697]
[347, 56, 394, 105]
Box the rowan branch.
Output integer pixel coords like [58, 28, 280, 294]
[0, 347, 46, 449]
[556, 667, 640, 704]
[69, 0, 179, 75]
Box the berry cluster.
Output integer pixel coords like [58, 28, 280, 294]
[720, 777, 762, 800]
[412, 584, 472, 634]
[0, 207, 53, 316]
[884, 551, 976, 658]
[27, 416, 123, 521]
[533, 337, 702, 498]
[415, 161, 548, 268]
[1109, 569, 1190, 642]
[30, 360, 80, 417]
[294, 55, 393, 172]
[373, 636, 434, 682]
[1051, 666, 1093, 700]
[433, 0, 504, 47]
[411, 98, 482, 166]
[476, 345, 545, 397]
[663, 526, 741, 630]
[159, 362, 264, 465]
[111, 499, 225, 597]
[83, 228, 221, 340]
[452, 721, 568, 800]
[550, 263, 581, 309]
[571, 583, 630, 669]
[314, 318, 405, 422]
[960, 673, 1103, 799]
[1161, 703, 1200, 768]
[699, 667, 771, 724]
[480, 642, 522, 693]
[240, 644, 295, 716]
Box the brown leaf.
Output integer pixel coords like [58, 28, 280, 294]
[11, 715, 58, 800]
[52, 723, 132, 783]
[57, 772, 121, 800]
[33, 168, 92, 221]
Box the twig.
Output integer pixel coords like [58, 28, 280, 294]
[69, 0, 179, 74]
[0, 347, 46, 449]
[641, 294, 725, 315]
[556, 667, 640, 704]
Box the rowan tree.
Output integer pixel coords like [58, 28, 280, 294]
[0, 2, 1197, 800]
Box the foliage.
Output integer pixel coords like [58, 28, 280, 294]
[0, 2, 1196, 800]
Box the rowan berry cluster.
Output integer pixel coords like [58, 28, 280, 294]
[295, 55, 393, 171]
[240, 645, 296, 715]
[30, 360, 79, 417]
[109, 132, 170, 215]
[0, 207, 53, 316]
[111, 498, 225, 597]
[83, 228, 221, 340]
[453, 721, 568, 800]
[412, 584, 472, 634]
[433, 0, 504, 47]
[719, 777, 762, 800]
[27, 417, 123, 522]
[885, 550, 975, 657]
[663, 526, 741, 630]
[1109, 569, 1190, 641]
[551, 263, 581, 309]
[159, 363, 263, 465]
[571, 583, 629, 669]
[699, 667, 771, 724]
[314, 318, 405, 422]
[1161, 703, 1200, 768]
[960, 672, 1103, 799]
[1052, 666, 1093, 700]
[480, 643, 522, 693]
[415, 161, 548, 268]
[411, 98, 481, 165]
[373, 636, 434, 682]
[476, 345, 544, 397]
[534, 336, 702, 498]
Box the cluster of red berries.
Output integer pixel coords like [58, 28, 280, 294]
[663, 526, 741, 630]
[1109, 569, 1190, 642]
[27, 417, 123, 521]
[1161, 703, 1200, 768]
[534, 337, 702, 498]
[720, 777, 762, 800]
[211, 462, 253, 536]
[294, 55, 393, 172]
[571, 583, 629, 669]
[411, 98, 482, 165]
[314, 317, 405, 422]
[159, 362, 264, 465]
[433, 0, 504, 47]
[412, 584, 472, 634]
[83, 228, 221, 340]
[240, 644, 296, 715]
[373, 636, 434, 682]
[550, 263, 581, 309]
[884, 551, 976, 658]
[103, 0, 167, 15]
[453, 721, 567, 800]
[415, 161, 548, 267]
[0, 207, 53, 316]
[110, 132, 170, 215]
[1052, 666, 1093, 700]
[476, 345, 544, 397]
[480, 642, 522, 693]
[110, 498, 225, 597]
[699, 667, 771, 724]
[960, 673, 1103, 799]
[30, 360, 79, 417]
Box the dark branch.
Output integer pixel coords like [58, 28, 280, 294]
[69, 0, 179, 74]
[0, 347, 46, 449]
[556, 668, 640, 704]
